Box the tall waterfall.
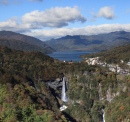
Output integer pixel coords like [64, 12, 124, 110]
[61, 77, 68, 102]
[102, 109, 105, 122]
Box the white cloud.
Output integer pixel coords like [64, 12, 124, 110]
[94, 6, 115, 19]
[1, 18, 130, 40]
[0, 19, 17, 29]
[22, 7, 86, 28]
[0, 18, 31, 32]
[0, 6, 130, 41]
[0, 7, 86, 32]
[24, 24, 130, 40]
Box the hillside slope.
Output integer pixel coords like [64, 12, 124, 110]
[0, 46, 67, 122]
[45, 31, 130, 51]
[0, 31, 55, 54]
[82, 44, 130, 64]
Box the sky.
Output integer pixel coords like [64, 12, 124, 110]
[0, 0, 130, 41]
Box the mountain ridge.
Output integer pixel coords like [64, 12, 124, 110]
[0, 30, 55, 54]
[45, 31, 130, 51]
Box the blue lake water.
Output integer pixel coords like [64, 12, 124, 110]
[48, 51, 92, 62]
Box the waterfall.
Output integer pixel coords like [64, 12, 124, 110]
[61, 77, 68, 102]
[102, 109, 105, 122]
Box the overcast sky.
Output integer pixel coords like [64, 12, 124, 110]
[0, 0, 130, 41]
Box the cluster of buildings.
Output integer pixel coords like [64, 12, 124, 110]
[85, 57, 104, 66]
[84, 57, 130, 74]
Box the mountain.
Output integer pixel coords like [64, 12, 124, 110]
[0, 31, 55, 54]
[45, 31, 130, 51]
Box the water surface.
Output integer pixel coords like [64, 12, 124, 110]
[48, 51, 92, 62]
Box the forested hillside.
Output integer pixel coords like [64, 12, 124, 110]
[0, 46, 129, 122]
[0, 46, 68, 121]
[0, 31, 55, 54]
[82, 44, 130, 64]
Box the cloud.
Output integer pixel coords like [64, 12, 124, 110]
[21, 7, 86, 28]
[0, 0, 43, 5]
[94, 6, 115, 19]
[0, 0, 9, 5]
[0, 18, 33, 33]
[1, 18, 130, 40]
[0, 7, 86, 31]
[0, 6, 129, 41]
[0, 19, 17, 29]
[0, 0, 23, 5]
[24, 24, 130, 40]
[0, 6, 86, 33]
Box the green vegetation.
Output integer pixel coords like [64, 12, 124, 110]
[0, 46, 67, 122]
[0, 30, 55, 54]
[0, 46, 129, 122]
[82, 44, 130, 64]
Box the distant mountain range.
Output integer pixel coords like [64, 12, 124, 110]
[0, 31, 55, 54]
[1, 30, 130, 53]
[45, 31, 130, 51]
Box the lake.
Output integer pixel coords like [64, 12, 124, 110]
[48, 51, 92, 62]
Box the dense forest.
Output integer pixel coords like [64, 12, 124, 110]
[82, 44, 130, 64]
[0, 46, 129, 122]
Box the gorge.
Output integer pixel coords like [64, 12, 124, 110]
[0, 45, 130, 122]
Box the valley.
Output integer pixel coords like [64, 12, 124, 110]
[0, 31, 130, 122]
[1, 0, 130, 121]
[0, 44, 130, 122]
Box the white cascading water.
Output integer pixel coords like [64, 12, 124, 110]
[61, 77, 68, 102]
[102, 109, 105, 122]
